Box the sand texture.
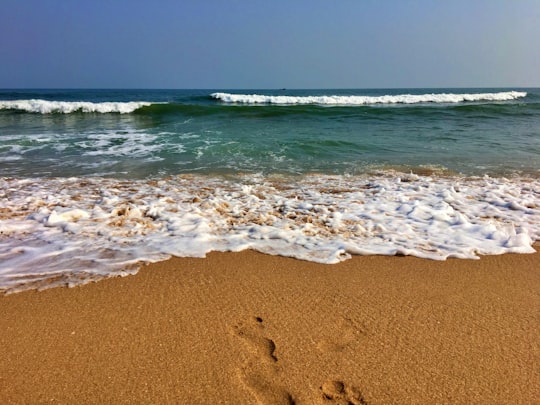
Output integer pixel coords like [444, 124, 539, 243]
[1, 250, 539, 404]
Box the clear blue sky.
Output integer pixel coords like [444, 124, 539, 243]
[1, 0, 539, 89]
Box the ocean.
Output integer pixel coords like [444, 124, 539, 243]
[1, 88, 539, 292]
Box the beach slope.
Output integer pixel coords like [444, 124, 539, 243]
[1, 250, 539, 404]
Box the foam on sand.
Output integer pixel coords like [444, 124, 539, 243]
[1, 172, 539, 293]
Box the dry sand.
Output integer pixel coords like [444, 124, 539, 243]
[1, 249, 539, 404]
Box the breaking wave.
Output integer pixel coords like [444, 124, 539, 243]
[211, 91, 527, 105]
[0, 99, 154, 114]
[0, 91, 529, 114]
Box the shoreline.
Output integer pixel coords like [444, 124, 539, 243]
[2, 172, 539, 293]
[1, 250, 539, 404]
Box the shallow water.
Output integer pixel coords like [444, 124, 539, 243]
[1, 89, 539, 292]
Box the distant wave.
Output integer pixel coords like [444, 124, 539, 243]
[211, 91, 527, 105]
[0, 99, 153, 114]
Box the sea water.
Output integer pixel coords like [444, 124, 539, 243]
[1, 89, 539, 293]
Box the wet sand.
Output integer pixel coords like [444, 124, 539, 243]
[1, 250, 539, 404]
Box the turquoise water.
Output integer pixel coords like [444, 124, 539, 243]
[1, 88, 539, 293]
[1, 88, 539, 178]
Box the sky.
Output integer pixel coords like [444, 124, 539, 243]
[1, 0, 539, 89]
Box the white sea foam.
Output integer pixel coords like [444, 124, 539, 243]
[78, 131, 161, 157]
[211, 91, 527, 105]
[0, 99, 153, 114]
[1, 173, 539, 293]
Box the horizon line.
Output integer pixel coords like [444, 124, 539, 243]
[1, 85, 538, 91]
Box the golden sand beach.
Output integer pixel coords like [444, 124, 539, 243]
[1, 249, 539, 404]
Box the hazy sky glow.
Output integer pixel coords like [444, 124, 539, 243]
[1, 0, 539, 89]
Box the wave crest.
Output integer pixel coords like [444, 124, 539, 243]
[211, 91, 527, 105]
[0, 99, 153, 114]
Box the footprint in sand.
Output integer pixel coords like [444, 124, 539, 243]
[316, 317, 366, 353]
[231, 316, 295, 405]
[232, 316, 278, 362]
[239, 369, 295, 405]
[320, 380, 368, 405]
